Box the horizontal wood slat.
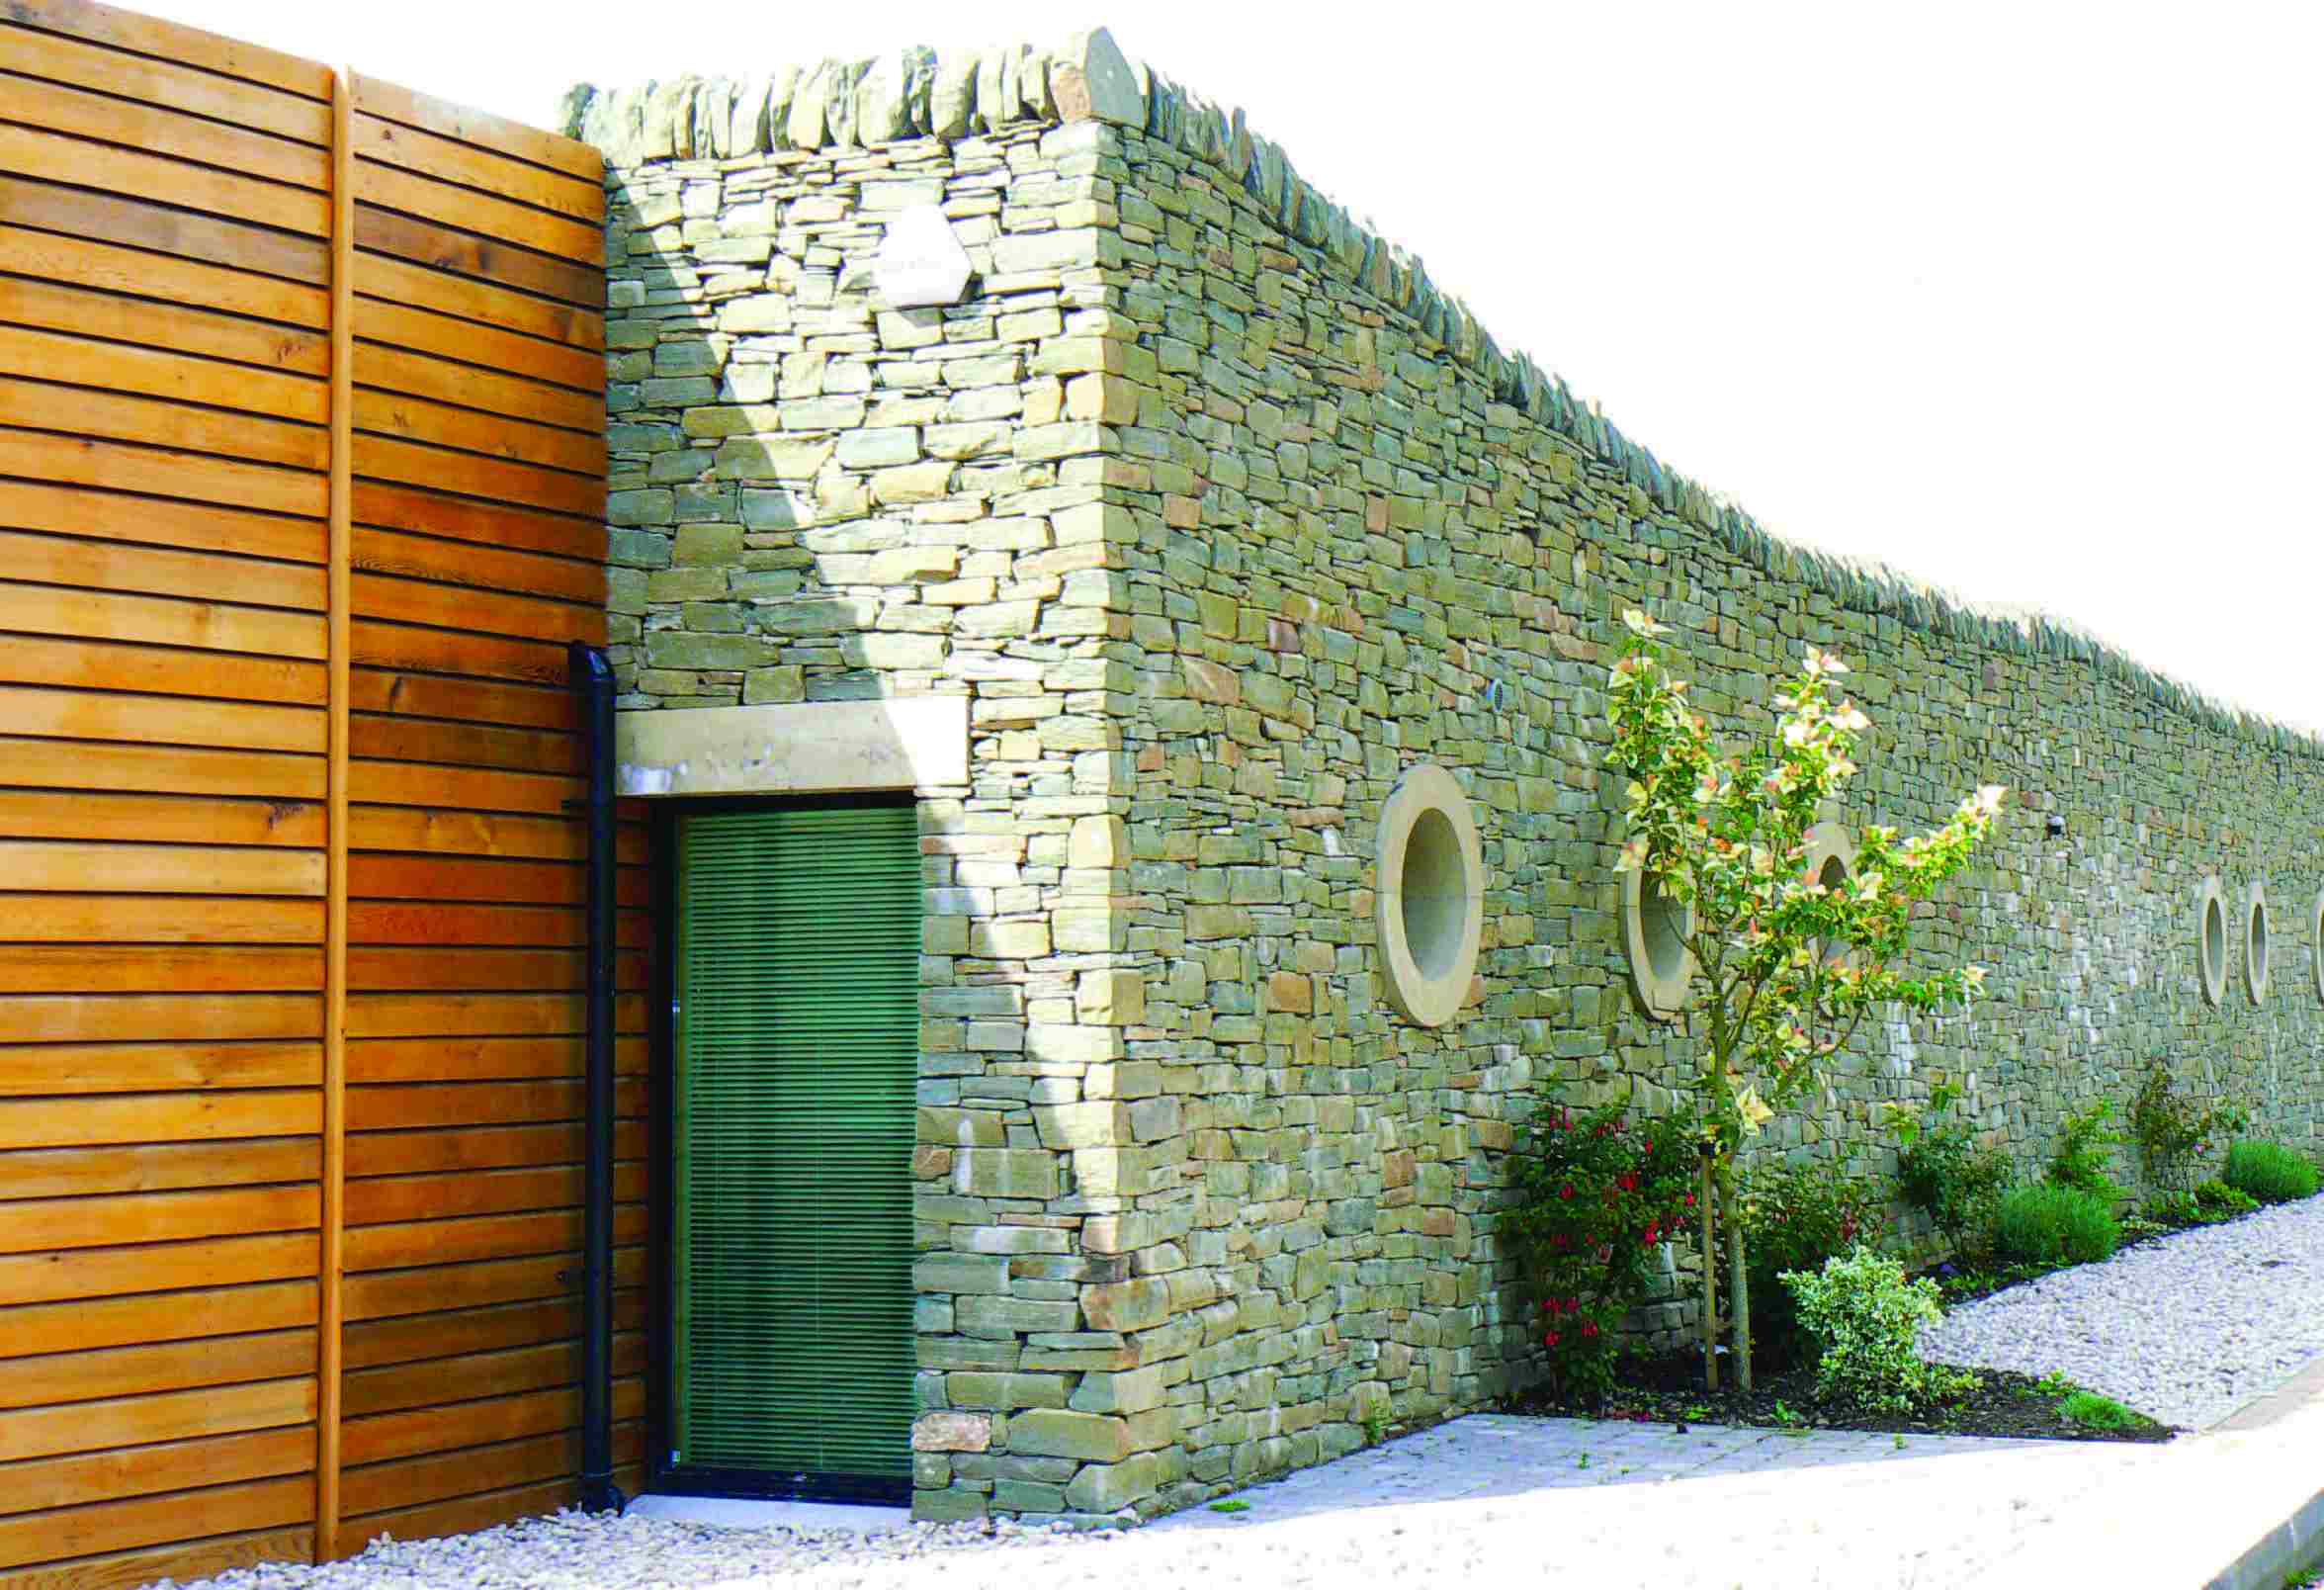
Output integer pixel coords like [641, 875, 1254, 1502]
[1, 9, 610, 1577]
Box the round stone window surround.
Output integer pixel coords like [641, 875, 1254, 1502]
[1623, 863, 1694, 1020]
[1374, 764, 1484, 1028]
[1802, 821, 1859, 967]
[2245, 880, 2270, 1006]
[2195, 874, 2227, 1008]
[2310, 886, 2324, 1005]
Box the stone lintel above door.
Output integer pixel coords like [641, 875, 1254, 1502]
[615, 697, 970, 797]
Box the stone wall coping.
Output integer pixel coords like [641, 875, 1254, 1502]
[565, 30, 2324, 758]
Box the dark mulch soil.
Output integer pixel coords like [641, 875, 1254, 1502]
[1506, 1346, 2181, 1444]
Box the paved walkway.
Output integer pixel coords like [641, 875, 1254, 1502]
[1145, 1414, 2167, 1588]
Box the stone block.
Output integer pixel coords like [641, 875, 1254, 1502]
[1062, 1452, 1158, 1513]
[1006, 1410, 1131, 1463]
[953, 1149, 1061, 1199]
[1067, 1368, 1165, 1416]
[911, 1412, 991, 1453]
[1079, 1277, 1171, 1332]
[914, 1254, 1010, 1295]
[957, 1294, 1080, 1335]
[947, 1372, 1068, 1410]
[1033, 1102, 1126, 1151]
[969, 919, 1051, 959]
[1076, 969, 1145, 1025]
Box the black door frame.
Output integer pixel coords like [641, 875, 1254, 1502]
[642, 793, 915, 1507]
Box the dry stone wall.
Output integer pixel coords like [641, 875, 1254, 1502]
[572, 31, 2324, 1527]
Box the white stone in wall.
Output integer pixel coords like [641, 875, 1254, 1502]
[874, 205, 975, 308]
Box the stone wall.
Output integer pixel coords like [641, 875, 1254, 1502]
[571, 32, 2324, 1527]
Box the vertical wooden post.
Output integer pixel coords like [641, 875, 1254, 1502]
[1699, 1149, 1718, 1391]
[317, 62, 355, 1567]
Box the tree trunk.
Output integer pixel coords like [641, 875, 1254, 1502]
[1723, 1160, 1753, 1391]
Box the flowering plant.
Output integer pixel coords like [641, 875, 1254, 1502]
[1506, 1094, 1698, 1403]
[1606, 608, 2003, 1386]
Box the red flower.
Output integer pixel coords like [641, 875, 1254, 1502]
[1582, 1322, 1599, 1339]
[1684, 1192, 1696, 1207]
[1560, 1185, 1575, 1200]
[1544, 1330, 1561, 1348]
[1619, 1174, 1638, 1192]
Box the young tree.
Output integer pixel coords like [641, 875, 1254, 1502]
[1606, 608, 2003, 1390]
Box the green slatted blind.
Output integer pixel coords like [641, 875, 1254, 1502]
[673, 804, 918, 1482]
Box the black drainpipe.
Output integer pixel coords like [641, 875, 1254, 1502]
[567, 641, 622, 1514]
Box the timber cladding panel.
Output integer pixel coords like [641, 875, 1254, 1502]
[0, 3, 625, 1583]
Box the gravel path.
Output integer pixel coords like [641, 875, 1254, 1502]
[150, 1514, 1111, 1590]
[151, 1418, 2171, 1590]
[148, 1198, 2324, 1590]
[1921, 1192, 2324, 1429]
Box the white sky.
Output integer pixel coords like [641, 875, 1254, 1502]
[146, 1, 2324, 731]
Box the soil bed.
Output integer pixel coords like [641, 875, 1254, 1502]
[1506, 1347, 2181, 1444]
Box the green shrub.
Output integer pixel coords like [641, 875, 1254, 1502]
[2223, 1140, 2320, 1204]
[2195, 1178, 2261, 1218]
[2130, 1064, 2246, 1192]
[1892, 1085, 2011, 1256]
[2057, 1389, 2145, 1432]
[1506, 1095, 1699, 1403]
[2046, 1099, 2127, 1207]
[1992, 1184, 2120, 1267]
[1742, 1158, 1893, 1370]
[1781, 1245, 1961, 1413]
[2143, 1189, 2201, 1227]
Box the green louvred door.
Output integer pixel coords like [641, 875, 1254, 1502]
[672, 803, 918, 1494]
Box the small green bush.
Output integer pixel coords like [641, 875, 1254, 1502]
[2057, 1389, 2145, 1432]
[2130, 1064, 2246, 1192]
[2223, 1140, 2320, 1204]
[1891, 1085, 2011, 1257]
[2144, 1189, 2201, 1227]
[1781, 1245, 1961, 1413]
[2195, 1179, 2262, 1218]
[1742, 1158, 1893, 1370]
[1992, 1184, 2120, 1268]
[2046, 1099, 2127, 1207]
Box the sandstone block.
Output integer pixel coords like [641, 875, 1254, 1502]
[911, 1412, 991, 1453]
[1006, 1410, 1131, 1463]
[1080, 1276, 1171, 1332]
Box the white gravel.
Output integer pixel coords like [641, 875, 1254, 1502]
[1920, 1192, 2324, 1429]
[150, 1513, 1116, 1590]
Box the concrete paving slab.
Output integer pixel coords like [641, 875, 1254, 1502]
[1152, 1413, 2168, 1587]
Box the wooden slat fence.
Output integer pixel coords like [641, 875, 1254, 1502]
[0, 5, 633, 1583]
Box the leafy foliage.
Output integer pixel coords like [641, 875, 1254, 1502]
[2045, 1099, 2127, 1208]
[2057, 1389, 2146, 1432]
[1607, 611, 2003, 1156]
[2130, 1064, 2246, 1192]
[1781, 1246, 1965, 1413]
[1506, 1094, 1698, 1404]
[2147, 1178, 2261, 1228]
[2223, 1140, 2321, 1204]
[1742, 1157, 1893, 1369]
[1992, 1184, 2120, 1267]
[1606, 608, 2002, 1382]
[1890, 1083, 2012, 1257]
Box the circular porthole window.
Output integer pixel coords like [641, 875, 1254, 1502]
[1623, 863, 1694, 1020]
[2245, 881, 2270, 1006]
[2312, 887, 2324, 1006]
[1803, 822, 1858, 967]
[1375, 764, 1484, 1028]
[2195, 875, 2227, 1008]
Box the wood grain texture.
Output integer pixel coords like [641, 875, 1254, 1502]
[0, 14, 611, 1574]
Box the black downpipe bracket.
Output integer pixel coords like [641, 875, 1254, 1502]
[568, 642, 624, 1515]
